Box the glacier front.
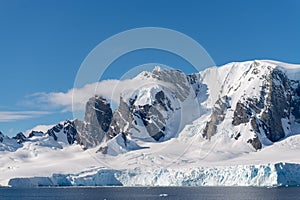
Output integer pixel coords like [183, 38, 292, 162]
[8, 162, 300, 187]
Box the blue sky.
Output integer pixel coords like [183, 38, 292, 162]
[0, 0, 300, 136]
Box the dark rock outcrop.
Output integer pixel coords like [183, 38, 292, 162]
[203, 96, 228, 139]
[234, 132, 241, 140]
[12, 132, 27, 144]
[260, 69, 292, 142]
[106, 90, 170, 143]
[250, 117, 260, 133]
[46, 124, 62, 141]
[75, 96, 113, 148]
[84, 96, 112, 132]
[0, 131, 4, 143]
[63, 121, 77, 145]
[97, 68, 197, 153]
[45, 121, 78, 144]
[232, 101, 251, 126]
[152, 68, 191, 101]
[28, 131, 44, 138]
[134, 90, 175, 141]
[106, 96, 134, 142]
[135, 104, 166, 141]
[231, 68, 296, 144]
[291, 82, 300, 123]
[154, 91, 173, 112]
[247, 136, 262, 150]
[187, 74, 202, 97]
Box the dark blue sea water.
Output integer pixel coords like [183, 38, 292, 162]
[0, 187, 300, 200]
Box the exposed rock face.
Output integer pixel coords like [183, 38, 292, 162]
[191, 61, 299, 151]
[133, 90, 174, 141]
[106, 97, 134, 140]
[187, 74, 202, 97]
[203, 96, 228, 139]
[0, 131, 4, 143]
[75, 120, 103, 149]
[84, 96, 112, 132]
[154, 91, 173, 112]
[63, 121, 77, 145]
[46, 124, 62, 141]
[230, 65, 298, 149]
[291, 82, 300, 123]
[75, 96, 113, 148]
[135, 104, 166, 141]
[247, 136, 262, 150]
[232, 101, 251, 126]
[12, 132, 27, 144]
[250, 117, 259, 133]
[0, 131, 22, 152]
[260, 69, 291, 142]
[45, 121, 77, 145]
[28, 131, 44, 138]
[98, 68, 197, 154]
[106, 90, 171, 144]
[152, 68, 191, 101]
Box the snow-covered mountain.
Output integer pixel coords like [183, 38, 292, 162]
[1, 60, 300, 187]
[87, 60, 300, 155]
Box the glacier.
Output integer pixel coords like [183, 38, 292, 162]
[8, 162, 300, 187]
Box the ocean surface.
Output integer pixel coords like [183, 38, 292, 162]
[0, 186, 300, 200]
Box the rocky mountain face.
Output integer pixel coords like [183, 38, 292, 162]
[0, 131, 22, 151]
[47, 121, 78, 145]
[0, 60, 299, 155]
[239, 65, 299, 148]
[74, 96, 112, 149]
[12, 132, 26, 144]
[94, 61, 299, 154]
[203, 96, 230, 140]
[200, 61, 300, 150]
[96, 67, 202, 155]
[231, 68, 294, 146]
[0, 131, 4, 143]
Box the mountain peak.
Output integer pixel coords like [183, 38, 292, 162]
[153, 65, 162, 72]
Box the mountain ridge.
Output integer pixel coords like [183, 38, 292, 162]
[1, 59, 300, 187]
[1, 60, 299, 153]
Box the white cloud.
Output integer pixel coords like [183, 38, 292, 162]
[29, 78, 166, 112]
[0, 111, 51, 122]
[30, 80, 120, 112]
